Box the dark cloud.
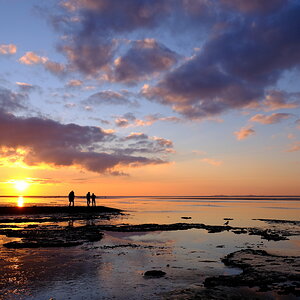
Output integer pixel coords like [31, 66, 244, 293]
[0, 87, 27, 112]
[61, 43, 116, 75]
[0, 110, 165, 174]
[111, 39, 179, 84]
[142, 1, 300, 119]
[52, 0, 175, 75]
[220, 0, 285, 14]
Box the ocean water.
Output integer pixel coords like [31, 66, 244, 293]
[0, 196, 299, 299]
[1, 195, 299, 226]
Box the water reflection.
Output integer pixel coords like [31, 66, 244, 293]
[17, 196, 24, 207]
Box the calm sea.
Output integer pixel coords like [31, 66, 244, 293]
[0, 195, 299, 227]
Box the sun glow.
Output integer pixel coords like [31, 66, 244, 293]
[17, 196, 24, 207]
[14, 180, 29, 192]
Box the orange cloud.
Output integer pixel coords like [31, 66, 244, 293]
[67, 79, 83, 87]
[0, 44, 17, 55]
[286, 141, 300, 152]
[234, 126, 255, 140]
[250, 113, 292, 124]
[152, 136, 173, 147]
[263, 90, 299, 111]
[201, 158, 223, 166]
[19, 51, 48, 65]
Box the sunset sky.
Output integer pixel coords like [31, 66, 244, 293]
[0, 0, 299, 196]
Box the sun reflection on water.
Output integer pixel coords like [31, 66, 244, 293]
[18, 196, 24, 207]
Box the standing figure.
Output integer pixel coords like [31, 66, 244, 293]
[91, 193, 96, 207]
[86, 192, 91, 207]
[68, 190, 75, 207]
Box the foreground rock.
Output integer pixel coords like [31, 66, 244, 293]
[204, 249, 300, 297]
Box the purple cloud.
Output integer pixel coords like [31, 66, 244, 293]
[0, 110, 165, 174]
[220, 0, 285, 14]
[111, 39, 179, 84]
[142, 1, 300, 119]
[84, 90, 135, 107]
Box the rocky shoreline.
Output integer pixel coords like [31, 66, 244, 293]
[0, 208, 299, 298]
[166, 249, 300, 299]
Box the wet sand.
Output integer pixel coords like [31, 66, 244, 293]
[0, 206, 299, 299]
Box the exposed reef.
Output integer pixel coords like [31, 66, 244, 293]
[3, 225, 103, 248]
[204, 249, 300, 297]
[0, 221, 296, 249]
[95, 223, 293, 241]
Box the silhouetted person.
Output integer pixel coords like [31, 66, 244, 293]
[68, 190, 75, 207]
[91, 193, 96, 207]
[86, 192, 91, 207]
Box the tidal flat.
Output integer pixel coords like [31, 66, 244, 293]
[0, 196, 299, 299]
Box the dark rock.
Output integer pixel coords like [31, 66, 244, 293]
[144, 270, 166, 277]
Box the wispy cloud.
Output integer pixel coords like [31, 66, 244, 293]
[201, 158, 223, 166]
[250, 113, 293, 124]
[286, 141, 300, 152]
[83, 90, 136, 107]
[114, 113, 181, 128]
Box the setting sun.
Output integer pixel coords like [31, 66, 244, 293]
[17, 196, 24, 207]
[14, 180, 29, 192]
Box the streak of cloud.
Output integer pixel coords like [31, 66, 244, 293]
[250, 113, 293, 124]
